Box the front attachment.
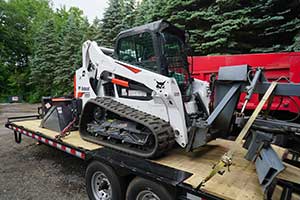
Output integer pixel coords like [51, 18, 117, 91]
[40, 97, 81, 133]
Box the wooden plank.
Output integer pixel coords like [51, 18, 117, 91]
[277, 163, 300, 184]
[272, 185, 300, 200]
[14, 119, 101, 150]
[155, 139, 264, 200]
[271, 145, 300, 184]
[156, 139, 300, 200]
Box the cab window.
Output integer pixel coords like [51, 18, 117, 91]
[162, 32, 191, 98]
[117, 32, 158, 72]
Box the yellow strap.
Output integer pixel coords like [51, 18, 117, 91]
[199, 81, 278, 188]
[228, 81, 278, 156]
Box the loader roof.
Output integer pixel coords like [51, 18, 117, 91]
[116, 19, 186, 42]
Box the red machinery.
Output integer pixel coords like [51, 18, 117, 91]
[191, 52, 300, 115]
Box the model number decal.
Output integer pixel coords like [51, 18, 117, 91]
[78, 86, 90, 91]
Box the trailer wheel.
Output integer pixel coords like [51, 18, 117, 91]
[126, 177, 174, 200]
[86, 161, 125, 200]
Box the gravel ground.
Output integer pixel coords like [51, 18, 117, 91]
[0, 103, 88, 200]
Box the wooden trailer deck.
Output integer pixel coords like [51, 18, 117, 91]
[13, 119, 300, 200]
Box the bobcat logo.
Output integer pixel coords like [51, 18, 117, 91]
[155, 80, 166, 89]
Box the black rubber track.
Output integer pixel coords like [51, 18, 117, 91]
[80, 97, 175, 158]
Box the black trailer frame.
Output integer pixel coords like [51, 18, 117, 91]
[5, 115, 300, 200]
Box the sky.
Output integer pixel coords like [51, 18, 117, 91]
[51, 0, 108, 22]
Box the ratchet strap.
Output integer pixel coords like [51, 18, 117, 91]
[197, 81, 278, 189]
[55, 117, 77, 140]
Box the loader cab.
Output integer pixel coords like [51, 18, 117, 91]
[114, 20, 192, 100]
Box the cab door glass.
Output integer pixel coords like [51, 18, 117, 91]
[162, 32, 191, 98]
[117, 32, 158, 72]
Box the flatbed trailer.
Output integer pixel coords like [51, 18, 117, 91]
[5, 115, 300, 200]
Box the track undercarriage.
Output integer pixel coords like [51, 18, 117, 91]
[79, 97, 175, 158]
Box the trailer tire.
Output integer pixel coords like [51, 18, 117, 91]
[86, 161, 125, 200]
[126, 177, 174, 200]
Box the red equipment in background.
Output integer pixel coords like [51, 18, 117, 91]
[191, 52, 300, 115]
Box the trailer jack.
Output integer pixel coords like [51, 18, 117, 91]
[14, 131, 22, 143]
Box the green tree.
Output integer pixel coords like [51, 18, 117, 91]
[135, 0, 300, 55]
[170, 0, 300, 54]
[53, 9, 88, 96]
[134, 0, 153, 25]
[100, 0, 137, 47]
[0, 0, 53, 101]
[84, 17, 103, 44]
[0, 0, 92, 102]
[122, 0, 136, 29]
[0, 0, 30, 98]
[29, 18, 60, 102]
[100, 0, 125, 47]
